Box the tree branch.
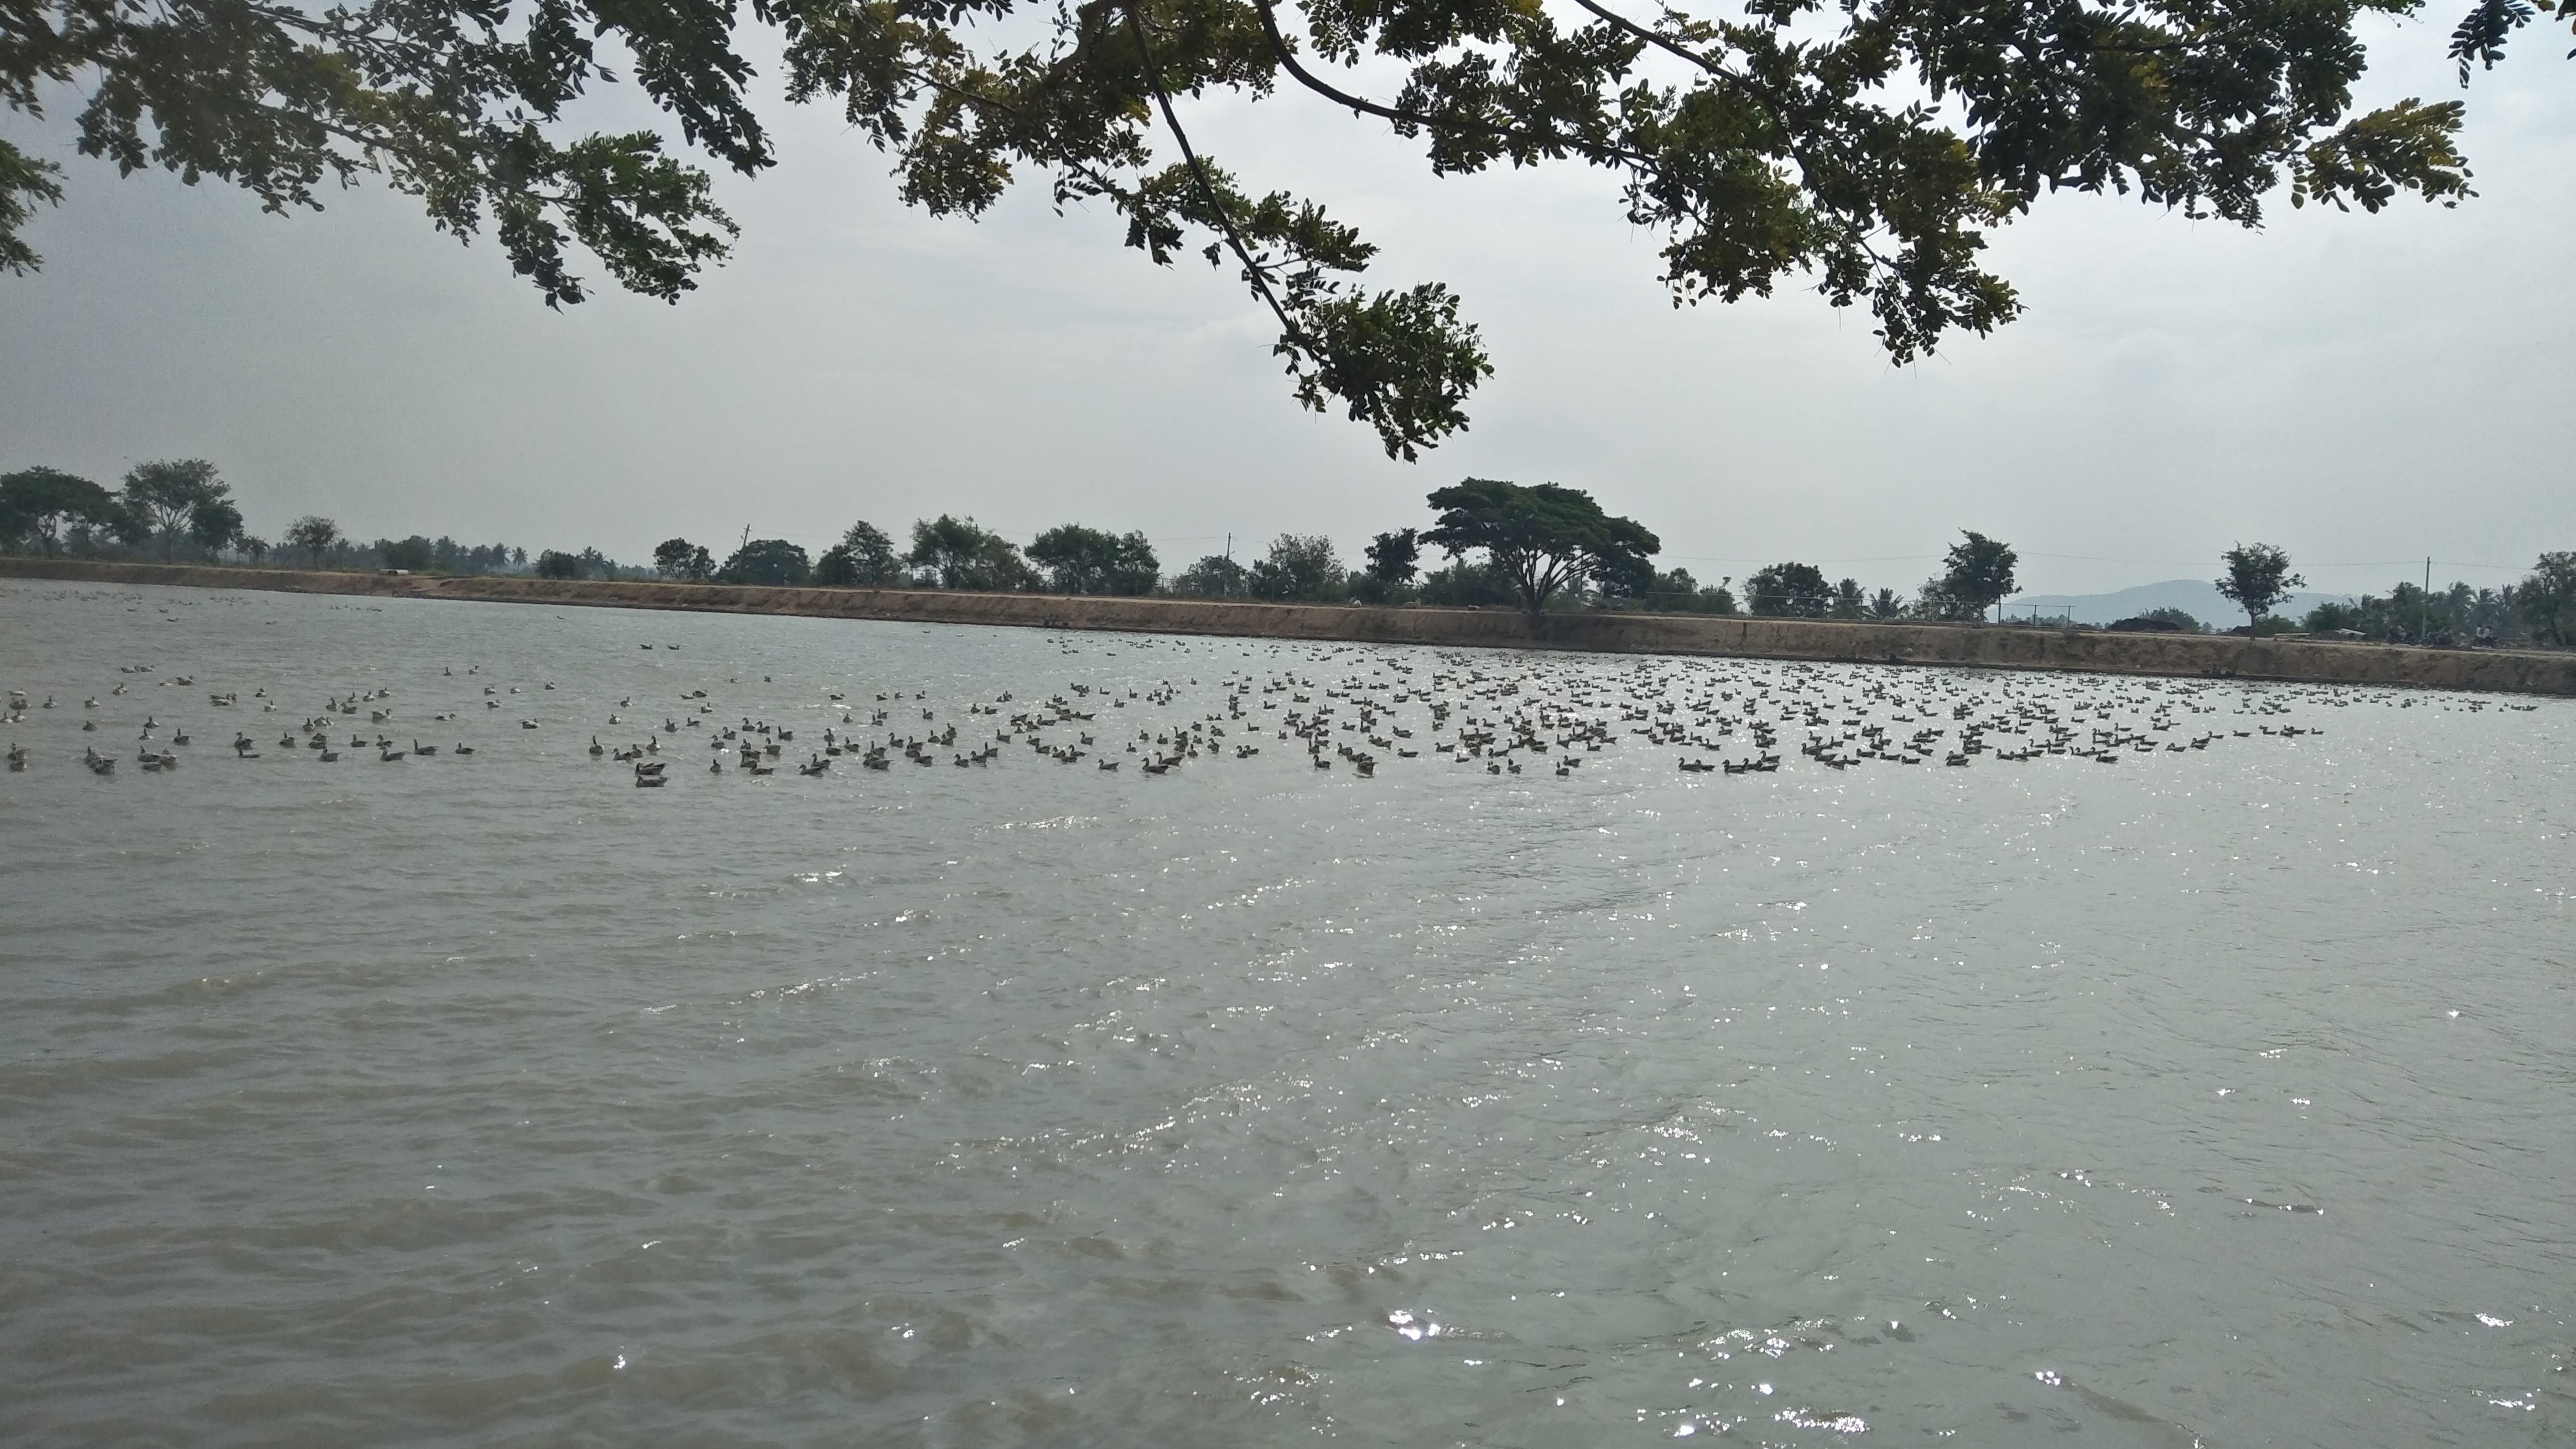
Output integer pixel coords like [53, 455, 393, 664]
[1567, 0, 1921, 310]
[1245, 0, 1658, 168]
[1119, 1, 1307, 346]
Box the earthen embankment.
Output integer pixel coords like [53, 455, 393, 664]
[6, 557, 2570, 696]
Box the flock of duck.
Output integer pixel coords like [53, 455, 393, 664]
[7, 642, 2541, 788]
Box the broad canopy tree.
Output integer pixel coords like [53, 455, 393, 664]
[1, 0, 2520, 459]
[284, 515, 341, 567]
[1027, 524, 1160, 594]
[717, 537, 812, 584]
[1422, 479, 1657, 622]
[121, 459, 228, 560]
[0, 465, 118, 553]
[2216, 542, 2305, 626]
[907, 515, 1037, 590]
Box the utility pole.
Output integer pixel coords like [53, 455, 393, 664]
[1224, 532, 1232, 563]
[2422, 555, 2431, 643]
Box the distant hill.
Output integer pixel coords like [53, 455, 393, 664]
[2010, 579, 2357, 629]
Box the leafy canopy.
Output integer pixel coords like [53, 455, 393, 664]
[120, 458, 227, 559]
[189, 495, 246, 554]
[1027, 524, 1161, 594]
[1248, 533, 1347, 600]
[1941, 530, 2018, 621]
[1747, 560, 1830, 617]
[0, 465, 117, 552]
[718, 536, 813, 584]
[907, 515, 1036, 590]
[656, 536, 718, 580]
[2517, 551, 2576, 644]
[822, 520, 904, 584]
[1364, 528, 1421, 586]
[2216, 541, 2305, 624]
[1422, 478, 1658, 619]
[1173, 552, 1251, 596]
[813, 520, 905, 586]
[1640, 565, 1738, 614]
[2, 0, 2516, 458]
[284, 515, 342, 565]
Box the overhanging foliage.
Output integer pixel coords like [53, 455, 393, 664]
[2, 0, 2523, 457]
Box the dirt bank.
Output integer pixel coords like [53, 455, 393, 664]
[9, 556, 2572, 696]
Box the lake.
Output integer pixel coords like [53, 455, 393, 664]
[1, 580, 2567, 1446]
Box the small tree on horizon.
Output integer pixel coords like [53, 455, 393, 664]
[1351, 528, 1421, 603]
[655, 537, 715, 581]
[1746, 562, 1830, 617]
[284, 516, 339, 568]
[716, 537, 811, 585]
[907, 516, 1033, 590]
[1941, 531, 2019, 622]
[1248, 534, 1347, 602]
[2216, 543, 2305, 629]
[1172, 554, 1250, 598]
[812, 542, 859, 585]
[835, 521, 903, 584]
[1028, 524, 1159, 594]
[122, 459, 227, 561]
[1364, 529, 1421, 586]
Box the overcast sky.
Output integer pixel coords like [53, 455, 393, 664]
[3, 14, 2570, 599]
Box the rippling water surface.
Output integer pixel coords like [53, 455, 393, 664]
[2, 581, 2570, 1447]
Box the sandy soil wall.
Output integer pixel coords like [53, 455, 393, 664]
[9, 557, 2573, 696]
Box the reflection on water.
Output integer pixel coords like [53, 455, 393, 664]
[1, 581, 2569, 1447]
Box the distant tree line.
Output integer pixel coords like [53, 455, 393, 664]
[0, 461, 642, 578]
[9, 461, 2570, 648]
[640, 485, 2030, 630]
[2128, 544, 2570, 647]
[2300, 561, 2573, 648]
[648, 484, 1673, 626]
[0, 460, 259, 563]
